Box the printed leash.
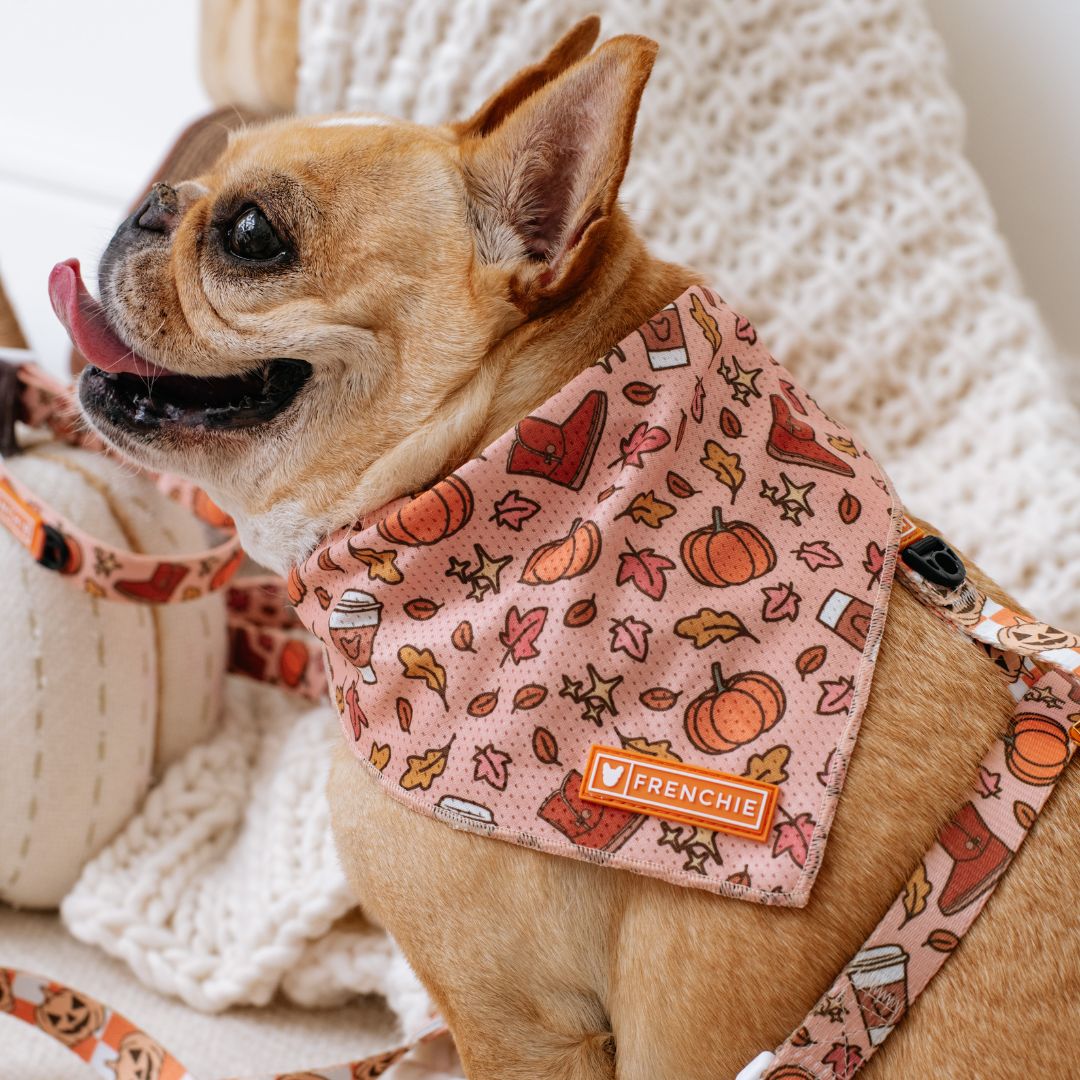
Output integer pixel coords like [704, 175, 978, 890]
[0, 966, 449, 1080]
[759, 521, 1080, 1080]
[0, 357, 244, 604]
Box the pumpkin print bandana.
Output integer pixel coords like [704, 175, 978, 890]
[292, 288, 903, 904]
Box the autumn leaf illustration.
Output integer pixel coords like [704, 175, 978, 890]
[396, 697, 412, 733]
[619, 491, 676, 529]
[665, 471, 699, 499]
[901, 861, 932, 926]
[822, 1042, 864, 1080]
[772, 811, 815, 867]
[622, 381, 658, 406]
[472, 743, 512, 791]
[701, 440, 744, 502]
[403, 597, 442, 620]
[532, 726, 560, 765]
[827, 434, 859, 458]
[564, 596, 597, 627]
[369, 742, 391, 772]
[400, 738, 455, 791]
[864, 541, 885, 588]
[817, 676, 854, 715]
[345, 683, 367, 740]
[499, 605, 548, 666]
[675, 608, 758, 648]
[398, 645, 449, 709]
[1014, 800, 1037, 830]
[743, 744, 790, 785]
[639, 687, 682, 711]
[346, 542, 404, 584]
[794, 540, 843, 571]
[924, 928, 960, 953]
[977, 766, 1002, 800]
[689, 292, 722, 353]
[513, 684, 548, 711]
[609, 616, 652, 662]
[467, 690, 500, 717]
[616, 729, 683, 762]
[616, 540, 676, 601]
[318, 547, 344, 573]
[675, 410, 688, 451]
[611, 422, 671, 470]
[796, 645, 828, 679]
[761, 581, 801, 622]
[491, 490, 540, 531]
[719, 407, 743, 439]
[691, 377, 706, 423]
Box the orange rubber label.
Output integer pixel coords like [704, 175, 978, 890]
[0, 476, 45, 559]
[579, 745, 780, 843]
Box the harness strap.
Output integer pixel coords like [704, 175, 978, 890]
[0, 965, 449, 1080]
[761, 527, 1080, 1080]
[0, 358, 244, 603]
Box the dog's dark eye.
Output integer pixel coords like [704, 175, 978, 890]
[227, 207, 285, 261]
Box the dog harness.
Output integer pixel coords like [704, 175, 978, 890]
[3, 293, 1078, 1078]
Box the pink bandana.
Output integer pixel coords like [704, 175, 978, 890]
[293, 287, 902, 904]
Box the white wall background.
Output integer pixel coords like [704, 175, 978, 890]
[0, 2, 1077, 377]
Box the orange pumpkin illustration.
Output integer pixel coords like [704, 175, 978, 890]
[680, 507, 776, 587]
[1004, 714, 1069, 786]
[684, 662, 786, 754]
[521, 519, 602, 585]
[377, 474, 473, 546]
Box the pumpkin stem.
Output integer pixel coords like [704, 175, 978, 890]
[711, 661, 727, 693]
[712, 506, 726, 532]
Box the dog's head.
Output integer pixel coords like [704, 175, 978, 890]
[51, 19, 659, 570]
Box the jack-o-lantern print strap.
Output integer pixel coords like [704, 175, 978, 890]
[0, 965, 450, 1079]
[0, 358, 243, 603]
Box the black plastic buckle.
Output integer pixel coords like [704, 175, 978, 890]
[901, 535, 966, 589]
[37, 525, 70, 572]
[0, 359, 22, 457]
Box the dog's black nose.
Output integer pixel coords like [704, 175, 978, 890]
[133, 183, 179, 234]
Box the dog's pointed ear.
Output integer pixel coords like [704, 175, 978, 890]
[459, 31, 658, 309]
[453, 16, 602, 139]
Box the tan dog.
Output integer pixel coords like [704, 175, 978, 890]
[59, 19, 1077, 1079]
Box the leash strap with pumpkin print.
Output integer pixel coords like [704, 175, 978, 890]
[762, 530, 1080, 1080]
[0, 357, 244, 604]
[0, 965, 450, 1079]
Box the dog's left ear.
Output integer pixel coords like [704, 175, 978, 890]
[458, 31, 658, 309]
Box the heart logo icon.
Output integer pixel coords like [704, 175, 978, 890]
[601, 762, 625, 788]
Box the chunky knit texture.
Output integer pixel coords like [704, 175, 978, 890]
[61, 676, 433, 1035]
[298, 0, 1079, 626]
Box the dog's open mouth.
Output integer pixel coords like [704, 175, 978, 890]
[48, 259, 311, 432]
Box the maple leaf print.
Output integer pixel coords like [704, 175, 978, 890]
[398, 645, 449, 710]
[491, 490, 541, 531]
[499, 605, 548, 666]
[772, 811, 815, 867]
[978, 766, 1003, 800]
[816, 676, 854, 715]
[616, 540, 676, 601]
[864, 541, 885, 588]
[619, 491, 676, 529]
[472, 743, 512, 791]
[611, 422, 670, 469]
[609, 616, 652, 662]
[761, 581, 801, 622]
[822, 1041, 864, 1080]
[794, 540, 843, 571]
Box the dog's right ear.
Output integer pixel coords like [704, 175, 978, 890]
[453, 16, 601, 139]
[457, 25, 657, 312]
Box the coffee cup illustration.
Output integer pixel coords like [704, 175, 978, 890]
[329, 589, 383, 683]
[847, 944, 909, 1045]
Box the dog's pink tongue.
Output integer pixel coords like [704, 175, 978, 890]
[48, 259, 170, 377]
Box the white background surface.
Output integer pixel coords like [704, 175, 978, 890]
[1, 2, 1078, 375]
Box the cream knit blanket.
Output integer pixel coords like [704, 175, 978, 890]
[60, 0, 1078, 1035]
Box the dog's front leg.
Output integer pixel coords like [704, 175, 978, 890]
[328, 748, 618, 1080]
